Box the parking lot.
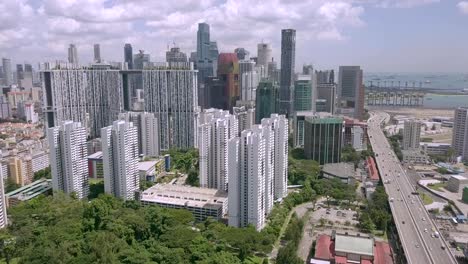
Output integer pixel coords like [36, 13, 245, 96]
[311, 205, 360, 226]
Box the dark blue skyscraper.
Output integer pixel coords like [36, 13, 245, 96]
[279, 29, 296, 117]
[124, 44, 133, 69]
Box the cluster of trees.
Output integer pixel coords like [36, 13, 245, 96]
[341, 145, 375, 169]
[388, 134, 403, 161]
[288, 148, 320, 185]
[310, 178, 357, 206]
[1, 194, 279, 264]
[429, 148, 455, 163]
[164, 148, 199, 186]
[33, 167, 51, 181]
[276, 214, 305, 264]
[359, 186, 391, 232]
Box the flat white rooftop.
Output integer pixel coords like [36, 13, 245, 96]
[334, 234, 374, 256]
[141, 184, 227, 209]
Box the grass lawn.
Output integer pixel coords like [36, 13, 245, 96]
[427, 182, 447, 192]
[419, 192, 434, 205]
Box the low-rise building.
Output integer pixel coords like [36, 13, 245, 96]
[311, 232, 393, 264]
[5, 179, 52, 207]
[321, 163, 356, 184]
[138, 159, 165, 181]
[447, 175, 468, 193]
[140, 184, 228, 221]
[88, 151, 103, 178]
[420, 142, 451, 156]
[402, 149, 428, 164]
[366, 156, 379, 183]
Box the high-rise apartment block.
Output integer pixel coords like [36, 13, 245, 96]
[233, 106, 255, 134]
[228, 114, 288, 231]
[143, 63, 198, 150]
[304, 116, 344, 165]
[337, 66, 365, 120]
[68, 44, 78, 64]
[255, 80, 279, 123]
[0, 169, 7, 228]
[101, 120, 139, 200]
[402, 120, 421, 150]
[452, 107, 468, 161]
[198, 109, 238, 191]
[48, 121, 89, 199]
[279, 29, 296, 116]
[93, 44, 101, 63]
[119, 112, 159, 157]
[41, 65, 123, 138]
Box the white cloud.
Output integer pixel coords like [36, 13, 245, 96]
[458, 1, 468, 14]
[0, 0, 446, 68]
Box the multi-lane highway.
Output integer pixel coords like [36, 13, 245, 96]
[368, 111, 457, 264]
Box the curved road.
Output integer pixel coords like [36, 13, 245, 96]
[368, 111, 456, 264]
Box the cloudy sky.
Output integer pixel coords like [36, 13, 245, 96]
[1, 0, 467, 72]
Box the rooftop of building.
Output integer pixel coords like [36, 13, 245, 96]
[334, 233, 374, 256]
[420, 142, 451, 147]
[88, 151, 103, 160]
[6, 178, 52, 201]
[141, 184, 227, 209]
[450, 175, 468, 181]
[366, 156, 379, 181]
[322, 163, 355, 179]
[138, 159, 163, 171]
[315, 234, 334, 260]
[306, 115, 343, 124]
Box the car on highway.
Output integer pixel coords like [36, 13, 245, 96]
[422, 217, 426, 221]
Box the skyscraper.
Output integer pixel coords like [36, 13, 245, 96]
[68, 44, 78, 64]
[196, 23, 218, 88]
[239, 60, 258, 101]
[294, 75, 313, 112]
[255, 80, 279, 123]
[101, 120, 139, 200]
[197, 23, 211, 61]
[257, 43, 272, 74]
[143, 63, 198, 150]
[235, 48, 250, 60]
[41, 65, 123, 138]
[119, 112, 160, 157]
[452, 107, 468, 161]
[94, 44, 101, 63]
[217, 53, 239, 111]
[166, 47, 188, 63]
[279, 29, 296, 116]
[317, 83, 336, 114]
[16, 64, 24, 82]
[316, 70, 335, 84]
[124, 44, 133, 69]
[304, 116, 344, 165]
[2, 58, 12, 86]
[198, 109, 238, 191]
[337, 66, 365, 120]
[48, 121, 89, 199]
[134, 50, 150, 69]
[402, 120, 421, 150]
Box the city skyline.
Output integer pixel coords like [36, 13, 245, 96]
[1, 0, 467, 72]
